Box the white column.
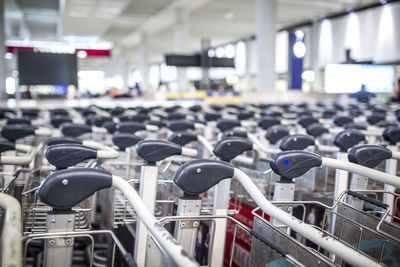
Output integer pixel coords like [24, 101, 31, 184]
[200, 38, 211, 89]
[256, 0, 276, 92]
[245, 39, 252, 90]
[310, 20, 322, 92]
[0, 0, 6, 100]
[174, 7, 188, 91]
[139, 33, 149, 91]
[120, 48, 128, 91]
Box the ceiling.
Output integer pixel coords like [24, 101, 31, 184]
[4, 0, 379, 69]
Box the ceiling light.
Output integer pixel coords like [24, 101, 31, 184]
[77, 50, 88, 59]
[380, 0, 388, 4]
[294, 30, 304, 41]
[208, 49, 215, 57]
[224, 10, 234, 19]
[4, 52, 13, 60]
[224, 44, 235, 58]
[216, 47, 225, 58]
[293, 41, 306, 58]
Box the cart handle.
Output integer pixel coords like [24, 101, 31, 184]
[213, 137, 253, 162]
[348, 145, 392, 168]
[279, 134, 315, 151]
[136, 140, 197, 163]
[297, 115, 318, 129]
[257, 116, 281, 130]
[167, 120, 195, 132]
[333, 129, 365, 152]
[112, 133, 143, 151]
[306, 123, 328, 137]
[266, 125, 290, 145]
[383, 126, 400, 145]
[168, 132, 198, 146]
[216, 119, 241, 132]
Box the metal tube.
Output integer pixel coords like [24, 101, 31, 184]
[112, 176, 199, 267]
[197, 135, 214, 156]
[0, 193, 22, 267]
[233, 168, 380, 267]
[322, 157, 400, 188]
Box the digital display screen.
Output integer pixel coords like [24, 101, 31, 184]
[324, 64, 395, 94]
[18, 50, 78, 86]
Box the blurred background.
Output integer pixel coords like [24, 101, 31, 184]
[0, 0, 399, 103]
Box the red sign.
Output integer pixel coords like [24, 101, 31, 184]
[6, 46, 111, 57]
[224, 200, 270, 267]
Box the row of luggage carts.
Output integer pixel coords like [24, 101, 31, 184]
[0, 98, 400, 267]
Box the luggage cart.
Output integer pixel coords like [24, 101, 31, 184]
[170, 159, 384, 267]
[23, 167, 200, 267]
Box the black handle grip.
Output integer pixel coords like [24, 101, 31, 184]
[60, 123, 92, 137]
[7, 117, 31, 125]
[168, 132, 198, 146]
[279, 134, 315, 151]
[189, 105, 202, 112]
[270, 151, 322, 179]
[37, 168, 112, 210]
[21, 108, 40, 118]
[306, 123, 328, 138]
[257, 116, 280, 130]
[109, 107, 125, 116]
[383, 126, 400, 145]
[348, 145, 392, 168]
[265, 125, 290, 145]
[334, 116, 353, 127]
[322, 109, 336, 119]
[0, 141, 15, 153]
[346, 190, 389, 209]
[167, 113, 186, 120]
[136, 140, 182, 162]
[173, 159, 234, 197]
[1, 124, 36, 142]
[167, 120, 195, 132]
[119, 114, 149, 123]
[237, 111, 254, 120]
[116, 122, 145, 134]
[46, 137, 82, 146]
[86, 115, 112, 127]
[112, 133, 143, 151]
[334, 130, 365, 152]
[45, 144, 97, 169]
[50, 109, 68, 116]
[221, 130, 248, 139]
[203, 112, 221, 121]
[216, 119, 241, 132]
[297, 116, 318, 128]
[50, 116, 73, 128]
[367, 114, 385, 125]
[213, 137, 253, 162]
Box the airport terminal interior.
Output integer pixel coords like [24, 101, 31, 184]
[1, 0, 400, 266]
